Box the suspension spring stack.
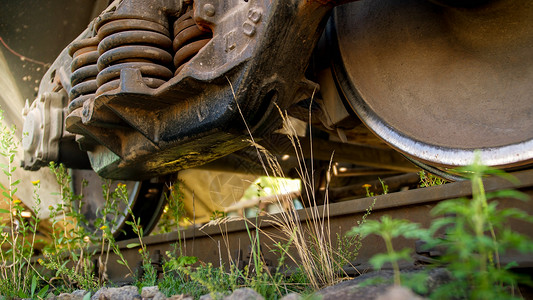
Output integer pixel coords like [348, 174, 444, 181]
[68, 37, 99, 112]
[173, 10, 213, 75]
[95, 18, 174, 96]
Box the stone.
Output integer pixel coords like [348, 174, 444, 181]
[152, 291, 168, 300]
[375, 286, 425, 300]
[71, 290, 89, 298]
[279, 292, 302, 300]
[53, 290, 88, 300]
[141, 286, 160, 298]
[199, 292, 225, 300]
[167, 295, 194, 300]
[91, 286, 141, 300]
[224, 288, 264, 300]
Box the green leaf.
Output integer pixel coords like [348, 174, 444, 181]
[83, 292, 92, 300]
[487, 190, 529, 201]
[0, 209, 9, 214]
[117, 259, 125, 265]
[179, 256, 199, 266]
[18, 290, 28, 298]
[37, 285, 49, 298]
[11, 179, 20, 186]
[31, 275, 37, 297]
[126, 243, 140, 248]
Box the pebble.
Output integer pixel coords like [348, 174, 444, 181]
[91, 286, 141, 300]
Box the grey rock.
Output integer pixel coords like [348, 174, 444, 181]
[316, 280, 374, 299]
[141, 286, 160, 298]
[167, 295, 194, 300]
[279, 292, 302, 300]
[152, 291, 168, 300]
[199, 292, 226, 300]
[425, 268, 453, 292]
[72, 290, 89, 297]
[314, 267, 453, 299]
[56, 290, 89, 300]
[376, 286, 424, 300]
[224, 288, 264, 300]
[91, 286, 141, 300]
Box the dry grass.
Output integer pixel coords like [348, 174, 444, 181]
[225, 77, 354, 289]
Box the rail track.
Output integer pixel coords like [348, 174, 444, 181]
[88, 169, 533, 283]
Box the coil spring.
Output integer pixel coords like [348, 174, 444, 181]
[173, 10, 213, 75]
[68, 37, 99, 113]
[95, 18, 174, 96]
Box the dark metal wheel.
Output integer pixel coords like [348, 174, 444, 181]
[327, 0, 533, 170]
[71, 169, 166, 240]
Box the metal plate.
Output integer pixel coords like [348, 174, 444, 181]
[329, 0, 533, 168]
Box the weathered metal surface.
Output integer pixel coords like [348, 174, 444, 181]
[45, 0, 346, 180]
[327, 0, 533, 169]
[101, 169, 533, 282]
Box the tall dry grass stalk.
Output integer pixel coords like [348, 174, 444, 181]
[260, 107, 343, 289]
[226, 78, 351, 289]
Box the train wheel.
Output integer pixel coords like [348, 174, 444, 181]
[327, 0, 533, 170]
[71, 169, 166, 240]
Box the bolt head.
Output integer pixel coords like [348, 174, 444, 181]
[204, 4, 215, 17]
[242, 21, 256, 37]
[248, 8, 262, 23]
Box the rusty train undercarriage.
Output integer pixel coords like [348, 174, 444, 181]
[1, 0, 531, 237]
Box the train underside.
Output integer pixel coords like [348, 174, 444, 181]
[1, 0, 531, 237]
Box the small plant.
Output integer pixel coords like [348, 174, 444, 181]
[335, 197, 376, 271]
[242, 218, 285, 298]
[351, 155, 533, 299]
[419, 170, 447, 187]
[425, 156, 533, 299]
[156, 182, 186, 235]
[0, 109, 50, 298]
[94, 180, 134, 283]
[158, 251, 205, 298]
[41, 162, 98, 292]
[115, 183, 157, 287]
[347, 216, 425, 285]
[362, 178, 388, 197]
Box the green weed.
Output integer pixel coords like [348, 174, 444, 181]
[156, 181, 186, 235]
[0, 110, 50, 298]
[41, 162, 98, 293]
[419, 171, 447, 187]
[95, 180, 134, 282]
[351, 155, 533, 299]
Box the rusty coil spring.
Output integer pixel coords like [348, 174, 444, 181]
[68, 37, 99, 113]
[173, 10, 213, 76]
[95, 18, 174, 96]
